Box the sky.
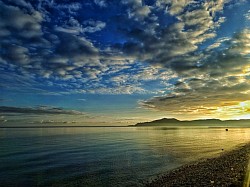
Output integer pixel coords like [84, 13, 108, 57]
[0, 0, 250, 125]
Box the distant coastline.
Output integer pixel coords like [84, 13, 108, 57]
[135, 118, 250, 127]
[1, 118, 250, 128]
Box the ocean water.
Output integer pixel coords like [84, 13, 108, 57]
[0, 126, 249, 187]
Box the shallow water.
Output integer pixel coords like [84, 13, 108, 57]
[0, 126, 249, 187]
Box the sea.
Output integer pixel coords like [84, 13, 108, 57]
[0, 126, 249, 187]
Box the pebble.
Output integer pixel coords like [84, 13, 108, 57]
[145, 143, 250, 187]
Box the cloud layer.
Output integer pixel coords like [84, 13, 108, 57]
[141, 29, 250, 118]
[0, 0, 250, 119]
[0, 106, 84, 115]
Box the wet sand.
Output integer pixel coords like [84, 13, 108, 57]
[146, 143, 250, 187]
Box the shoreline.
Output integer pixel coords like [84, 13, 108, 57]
[145, 143, 250, 187]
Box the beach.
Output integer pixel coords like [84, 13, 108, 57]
[146, 143, 250, 187]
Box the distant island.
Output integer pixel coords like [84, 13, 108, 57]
[134, 118, 250, 127]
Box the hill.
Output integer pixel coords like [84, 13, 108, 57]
[134, 118, 250, 126]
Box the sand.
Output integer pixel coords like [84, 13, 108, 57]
[145, 143, 250, 187]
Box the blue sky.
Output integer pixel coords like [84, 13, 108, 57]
[0, 0, 250, 125]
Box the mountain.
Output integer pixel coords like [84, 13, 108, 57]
[134, 118, 250, 126]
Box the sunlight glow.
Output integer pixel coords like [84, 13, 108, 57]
[216, 101, 250, 119]
[234, 114, 250, 120]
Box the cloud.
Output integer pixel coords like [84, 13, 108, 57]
[77, 99, 86, 101]
[54, 17, 82, 34]
[54, 33, 99, 58]
[82, 20, 106, 33]
[0, 98, 12, 102]
[0, 106, 85, 115]
[0, 1, 104, 86]
[141, 29, 250, 117]
[206, 37, 230, 50]
[55, 2, 82, 12]
[0, 0, 249, 100]
[94, 0, 107, 8]
[128, 5, 151, 21]
[168, 0, 194, 16]
[245, 10, 250, 20]
[1, 44, 30, 65]
[122, 0, 152, 21]
[53, 18, 106, 35]
[117, 0, 229, 75]
[0, 2, 43, 39]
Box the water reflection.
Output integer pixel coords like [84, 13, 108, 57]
[0, 127, 249, 186]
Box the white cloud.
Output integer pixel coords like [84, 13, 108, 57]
[129, 5, 151, 20]
[141, 29, 250, 116]
[0, 2, 43, 38]
[77, 99, 86, 101]
[82, 20, 106, 33]
[155, 0, 196, 15]
[1, 0, 249, 99]
[2, 44, 30, 65]
[94, 0, 107, 7]
[245, 10, 250, 20]
[0, 106, 85, 115]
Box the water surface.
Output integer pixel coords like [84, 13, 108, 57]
[0, 126, 249, 186]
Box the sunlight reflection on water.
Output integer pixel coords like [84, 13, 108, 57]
[0, 126, 249, 186]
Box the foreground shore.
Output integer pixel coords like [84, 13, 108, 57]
[146, 143, 250, 187]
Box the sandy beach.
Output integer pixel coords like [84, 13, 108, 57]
[146, 143, 250, 187]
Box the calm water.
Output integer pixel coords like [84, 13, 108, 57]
[0, 126, 250, 187]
